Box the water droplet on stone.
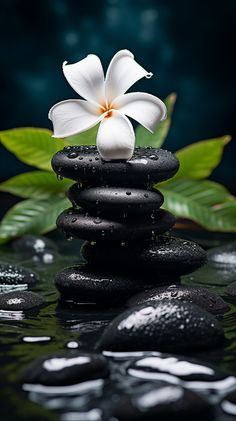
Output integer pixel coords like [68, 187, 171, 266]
[68, 151, 79, 159]
[126, 191, 131, 195]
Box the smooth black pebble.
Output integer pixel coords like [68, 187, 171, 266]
[97, 301, 224, 352]
[22, 351, 109, 386]
[208, 242, 236, 268]
[68, 184, 164, 215]
[81, 235, 206, 275]
[111, 383, 214, 420]
[128, 354, 230, 382]
[127, 284, 229, 314]
[221, 389, 236, 416]
[52, 146, 179, 186]
[0, 263, 38, 286]
[57, 208, 175, 241]
[12, 235, 58, 264]
[0, 291, 44, 311]
[54, 265, 177, 304]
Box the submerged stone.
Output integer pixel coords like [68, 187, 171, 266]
[127, 284, 229, 314]
[221, 389, 236, 416]
[97, 301, 224, 353]
[22, 351, 109, 386]
[111, 383, 213, 420]
[51, 146, 179, 186]
[0, 291, 44, 311]
[0, 263, 38, 287]
[208, 242, 236, 267]
[12, 235, 57, 257]
[57, 208, 175, 241]
[81, 236, 206, 275]
[127, 354, 229, 383]
[54, 265, 177, 304]
[68, 184, 164, 215]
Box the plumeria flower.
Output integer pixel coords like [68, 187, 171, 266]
[49, 49, 167, 161]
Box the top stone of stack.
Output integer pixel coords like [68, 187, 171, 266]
[51, 146, 179, 186]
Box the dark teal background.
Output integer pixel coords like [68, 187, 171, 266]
[1, 0, 235, 193]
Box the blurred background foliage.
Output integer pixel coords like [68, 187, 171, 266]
[0, 0, 235, 214]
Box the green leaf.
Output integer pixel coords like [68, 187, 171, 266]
[66, 124, 99, 145]
[0, 128, 68, 171]
[135, 93, 177, 148]
[0, 197, 70, 244]
[0, 171, 72, 199]
[158, 179, 236, 232]
[174, 135, 231, 180]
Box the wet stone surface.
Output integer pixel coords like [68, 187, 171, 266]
[81, 235, 207, 275]
[0, 291, 44, 311]
[51, 146, 179, 186]
[126, 284, 230, 314]
[54, 265, 178, 304]
[68, 184, 164, 215]
[97, 301, 225, 353]
[0, 263, 38, 290]
[57, 208, 175, 241]
[111, 383, 214, 420]
[22, 351, 109, 386]
[208, 242, 236, 267]
[221, 389, 236, 416]
[127, 354, 231, 383]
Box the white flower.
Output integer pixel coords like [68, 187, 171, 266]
[48, 49, 167, 161]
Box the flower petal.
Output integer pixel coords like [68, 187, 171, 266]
[105, 50, 153, 103]
[63, 55, 105, 105]
[97, 110, 135, 161]
[49, 99, 102, 138]
[113, 92, 167, 133]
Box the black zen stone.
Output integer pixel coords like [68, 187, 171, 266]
[57, 208, 175, 241]
[22, 351, 109, 386]
[111, 383, 214, 420]
[54, 265, 178, 304]
[12, 235, 58, 264]
[221, 389, 236, 416]
[0, 291, 44, 311]
[208, 242, 236, 267]
[0, 263, 38, 286]
[127, 284, 229, 314]
[97, 301, 224, 353]
[81, 236, 206, 275]
[68, 184, 164, 215]
[51, 146, 179, 186]
[127, 354, 230, 383]
[12, 235, 58, 257]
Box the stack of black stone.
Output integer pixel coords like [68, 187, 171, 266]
[52, 145, 207, 305]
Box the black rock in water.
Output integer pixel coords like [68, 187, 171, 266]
[111, 383, 214, 420]
[57, 208, 175, 242]
[52, 146, 179, 186]
[97, 301, 224, 353]
[55, 265, 177, 304]
[0, 291, 44, 311]
[81, 236, 206, 275]
[12, 235, 57, 257]
[221, 389, 236, 416]
[127, 284, 229, 314]
[208, 242, 236, 267]
[22, 351, 109, 386]
[0, 263, 38, 286]
[68, 184, 164, 215]
[127, 354, 229, 382]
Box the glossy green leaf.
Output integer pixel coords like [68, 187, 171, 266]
[158, 179, 236, 232]
[66, 124, 99, 146]
[174, 135, 231, 180]
[135, 93, 177, 148]
[0, 171, 72, 199]
[0, 128, 68, 171]
[0, 197, 70, 244]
